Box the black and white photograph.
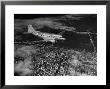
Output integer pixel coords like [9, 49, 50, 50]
[14, 14, 97, 76]
[3, 3, 107, 85]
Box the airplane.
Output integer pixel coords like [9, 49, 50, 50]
[24, 24, 66, 43]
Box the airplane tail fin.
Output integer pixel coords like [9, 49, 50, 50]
[28, 24, 35, 33]
[23, 24, 36, 34]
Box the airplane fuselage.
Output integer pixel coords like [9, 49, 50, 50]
[27, 25, 65, 43]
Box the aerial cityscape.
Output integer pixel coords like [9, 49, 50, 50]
[14, 14, 97, 76]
